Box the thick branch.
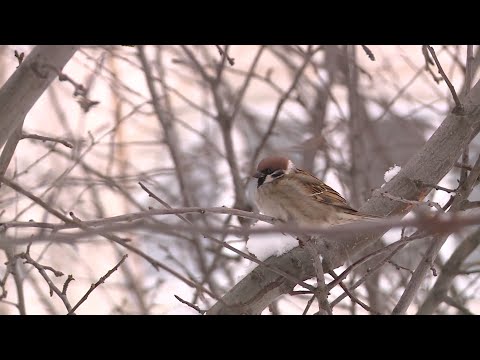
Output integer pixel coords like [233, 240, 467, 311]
[392, 154, 480, 315]
[0, 45, 79, 148]
[207, 76, 480, 315]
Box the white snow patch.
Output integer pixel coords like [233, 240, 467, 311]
[235, 261, 260, 283]
[384, 165, 401, 183]
[246, 234, 299, 261]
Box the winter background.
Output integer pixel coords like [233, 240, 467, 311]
[0, 45, 479, 315]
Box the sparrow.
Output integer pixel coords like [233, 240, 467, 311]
[253, 156, 377, 227]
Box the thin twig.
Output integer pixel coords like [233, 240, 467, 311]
[459, 200, 480, 210]
[21, 133, 73, 149]
[214, 45, 235, 66]
[4, 251, 26, 314]
[393, 155, 480, 315]
[328, 270, 381, 314]
[14, 50, 25, 67]
[68, 254, 128, 314]
[330, 240, 410, 309]
[413, 180, 456, 194]
[443, 295, 475, 315]
[388, 260, 414, 275]
[305, 242, 332, 315]
[62, 275, 75, 295]
[455, 162, 473, 171]
[250, 47, 317, 170]
[174, 295, 205, 314]
[422, 45, 442, 83]
[0, 175, 223, 302]
[9, 210, 480, 247]
[18, 245, 73, 313]
[361, 45, 375, 61]
[464, 45, 475, 96]
[302, 295, 316, 315]
[426, 45, 464, 114]
[380, 191, 443, 212]
[418, 227, 480, 314]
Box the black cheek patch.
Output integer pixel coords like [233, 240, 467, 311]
[257, 176, 266, 187]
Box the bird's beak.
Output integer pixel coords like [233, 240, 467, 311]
[252, 171, 264, 178]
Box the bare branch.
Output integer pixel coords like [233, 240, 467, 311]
[393, 155, 480, 314]
[14, 50, 25, 67]
[174, 295, 205, 314]
[361, 45, 375, 61]
[18, 245, 73, 313]
[380, 190, 444, 212]
[305, 242, 332, 315]
[0, 45, 79, 148]
[214, 45, 235, 66]
[68, 254, 128, 314]
[418, 227, 480, 314]
[427, 45, 464, 114]
[21, 132, 73, 149]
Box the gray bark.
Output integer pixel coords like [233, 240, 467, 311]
[0, 45, 79, 149]
[207, 77, 480, 315]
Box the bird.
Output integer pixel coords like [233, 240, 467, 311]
[253, 156, 377, 227]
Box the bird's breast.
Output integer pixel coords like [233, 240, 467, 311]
[255, 179, 354, 226]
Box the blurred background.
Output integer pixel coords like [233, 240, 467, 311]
[0, 45, 479, 314]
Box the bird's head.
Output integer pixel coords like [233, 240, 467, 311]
[253, 156, 295, 187]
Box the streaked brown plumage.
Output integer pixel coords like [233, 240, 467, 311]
[253, 156, 376, 226]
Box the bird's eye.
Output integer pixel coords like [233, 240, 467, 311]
[271, 170, 284, 178]
[264, 168, 273, 175]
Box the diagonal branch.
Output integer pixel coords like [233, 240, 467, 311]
[417, 228, 480, 314]
[427, 45, 464, 114]
[392, 154, 480, 315]
[0, 45, 79, 148]
[68, 254, 128, 314]
[206, 75, 480, 315]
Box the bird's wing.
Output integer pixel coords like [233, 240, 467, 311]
[293, 168, 359, 214]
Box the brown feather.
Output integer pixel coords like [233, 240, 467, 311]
[292, 168, 359, 215]
[257, 156, 289, 172]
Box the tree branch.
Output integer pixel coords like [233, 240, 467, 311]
[0, 45, 79, 148]
[206, 75, 480, 315]
[417, 228, 480, 314]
